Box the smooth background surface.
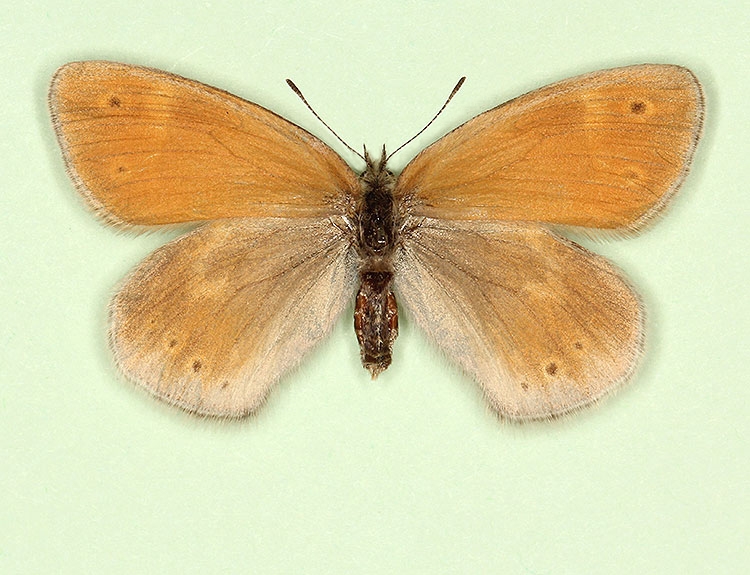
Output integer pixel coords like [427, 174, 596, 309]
[2, 2, 747, 573]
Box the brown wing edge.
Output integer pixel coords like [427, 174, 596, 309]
[623, 65, 705, 235]
[563, 65, 706, 239]
[48, 63, 125, 229]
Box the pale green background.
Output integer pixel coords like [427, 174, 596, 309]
[2, 1, 747, 573]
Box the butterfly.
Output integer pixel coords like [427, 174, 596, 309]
[48, 61, 704, 420]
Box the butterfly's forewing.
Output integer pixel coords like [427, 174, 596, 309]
[394, 219, 643, 420]
[396, 65, 703, 231]
[49, 61, 359, 227]
[109, 217, 356, 416]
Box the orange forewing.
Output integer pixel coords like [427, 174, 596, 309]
[396, 64, 703, 231]
[49, 61, 358, 227]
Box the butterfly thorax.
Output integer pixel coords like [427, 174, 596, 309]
[353, 151, 399, 378]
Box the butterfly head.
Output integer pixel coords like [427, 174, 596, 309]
[360, 144, 395, 189]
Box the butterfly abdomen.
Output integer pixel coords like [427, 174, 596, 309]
[353, 151, 400, 377]
[354, 271, 399, 377]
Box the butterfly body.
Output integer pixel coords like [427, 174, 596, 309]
[49, 61, 703, 420]
[352, 150, 400, 377]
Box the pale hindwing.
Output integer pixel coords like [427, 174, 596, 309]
[109, 217, 356, 416]
[395, 65, 703, 231]
[394, 218, 644, 420]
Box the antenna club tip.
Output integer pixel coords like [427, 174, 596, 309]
[286, 78, 300, 92]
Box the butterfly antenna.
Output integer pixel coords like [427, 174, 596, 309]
[286, 79, 365, 161]
[386, 76, 466, 162]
